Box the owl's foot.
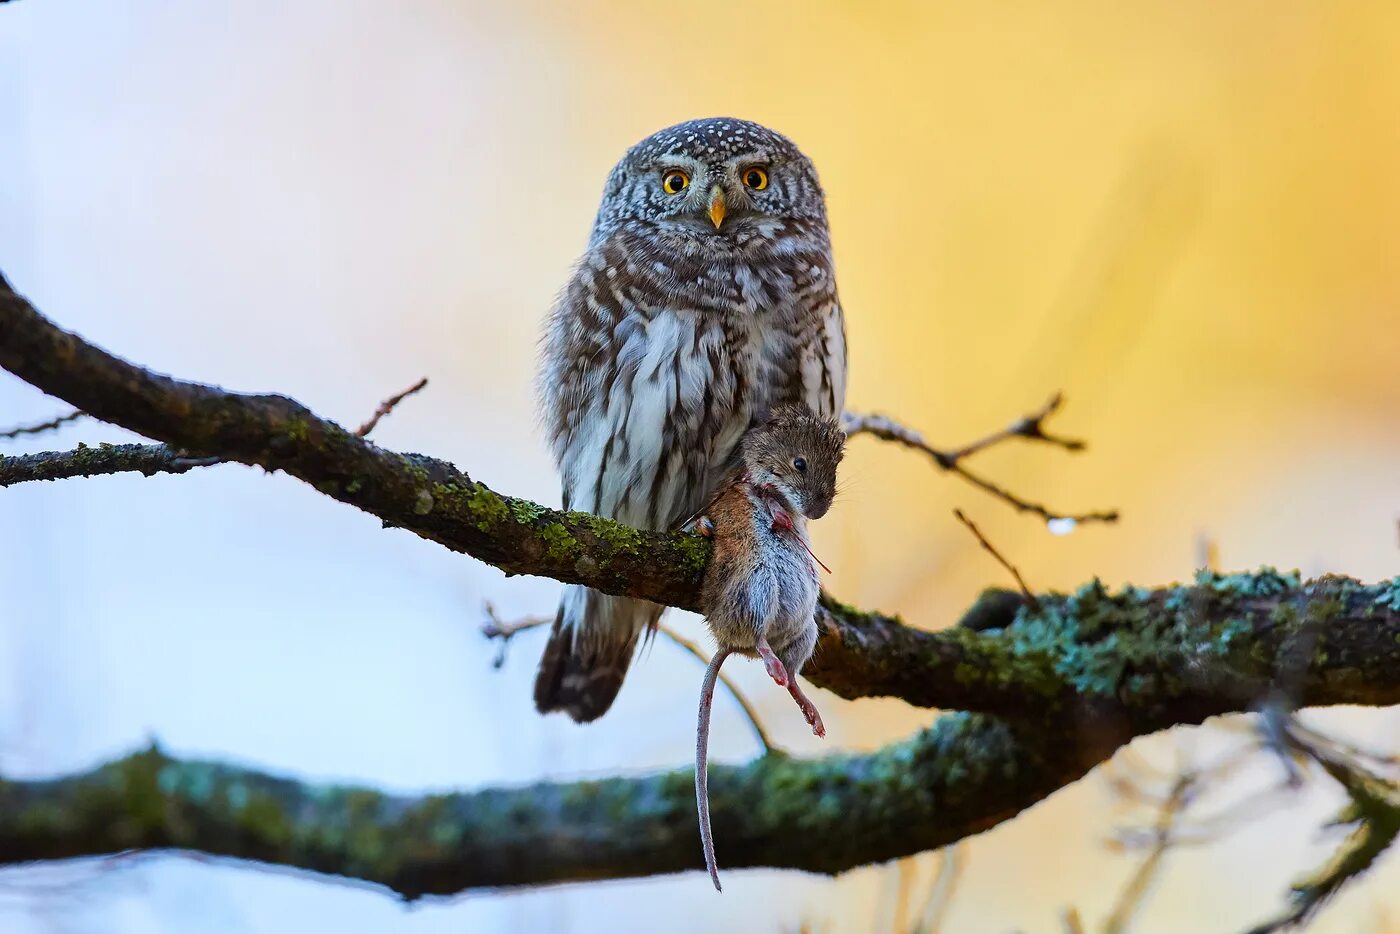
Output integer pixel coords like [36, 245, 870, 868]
[755, 636, 788, 687]
[787, 678, 825, 738]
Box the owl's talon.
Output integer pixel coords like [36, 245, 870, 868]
[694, 516, 715, 538]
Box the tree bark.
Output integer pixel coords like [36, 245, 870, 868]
[2, 269, 1398, 895]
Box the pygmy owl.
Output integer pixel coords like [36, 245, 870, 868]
[535, 117, 847, 721]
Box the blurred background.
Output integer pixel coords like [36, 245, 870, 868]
[2, 1, 1398, 931]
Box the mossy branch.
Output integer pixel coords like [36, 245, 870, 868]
[4, 270, 1400, 897]
[3, 273, 1400, 724]
[0, 716, 1199, 899]
[0, 574, 1396, 895]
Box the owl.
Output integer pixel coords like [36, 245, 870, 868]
[535, 117, 847, 722]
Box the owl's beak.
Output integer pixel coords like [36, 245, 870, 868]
[707, 186, 726, 228]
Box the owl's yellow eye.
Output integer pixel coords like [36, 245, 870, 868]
[742, 167, 769, 191]
[661, 170, 690, 195]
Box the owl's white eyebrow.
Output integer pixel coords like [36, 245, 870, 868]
[647, 155, 705, 169]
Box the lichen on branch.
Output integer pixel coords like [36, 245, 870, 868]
[3, 268, 1400, 901]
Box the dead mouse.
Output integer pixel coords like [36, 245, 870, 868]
[692, 403, 846, 891]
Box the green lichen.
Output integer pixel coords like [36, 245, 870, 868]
[1007, 578, 1196, 698]
[508, 499, 548, 524]
[461, 484, 509, 532]
[538, 522, 578, 562]
[672, 530, 712, 575]
[952, 662, 981, 686]
[1214, 617, 1252, 656]
[568, 511, 643, 554]
[1194, 566, 1301, 598]
[1307, 593, 1345, 625]
[285, 419, 310, 443]
[1374, 576, 1400, 613]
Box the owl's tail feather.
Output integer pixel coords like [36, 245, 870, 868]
[533, 586, 661, 722]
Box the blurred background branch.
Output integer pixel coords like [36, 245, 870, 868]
[843, 394, 1118, 528]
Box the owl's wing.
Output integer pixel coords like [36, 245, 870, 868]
[797, 293, 847, 419]
[764, 278, 847, 421]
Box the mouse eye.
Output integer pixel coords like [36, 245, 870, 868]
[661, 169, 690, 195]
[793, 456, 807, 473]
[743, 166, 769, 191]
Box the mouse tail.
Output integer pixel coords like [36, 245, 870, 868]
[696, 646, 732, 893]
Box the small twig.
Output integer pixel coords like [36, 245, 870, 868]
[944, 392, 1085, 462]
[356, 377, 428, 438]
[0, 409, 85, 440]
[1105, 772, 1194, 934]
[654, 622, 777, 755]
[480, 604, 776, 755]
[0, 443, 202, 486]
[952, 509, 1041, 613]
[1255, 615, 1329, 787]
[167, 377, 430, 472]
[1100, 739, 1265, 931]
[1246, 716, 1400, 933]
[167, 454, 224, 470]
[1195, 533, 1221, 572]
[890, 855, 917, 934]
[842, 394, 1117, 528]
[913, 843, 964, 934]
[480, 601, 552, 669]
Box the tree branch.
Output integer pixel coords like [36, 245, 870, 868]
[0, 442, 202, 485]
[0, 408, 85, 440]
[2, 273, 1399, 723]
[0, 269, 710, 607]
[0, 269, 1089, 716]
[0, 715, 1078, 899]
[842, 396, 1119, 527]
[3, 568, 1397, 899]
[3, 271, 1399, 898]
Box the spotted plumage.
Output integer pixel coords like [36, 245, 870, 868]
[535, 117, 847, 722]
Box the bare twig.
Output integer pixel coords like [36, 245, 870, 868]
[654, 622, 778, 755]
[952, 509, 1041, 613]
[843, 395, 1116, 527]
[913, 843, 964, 934]
[356, 377, 428, 438]
[481, 604, 776, 755]
[480, 602, 552, 668]
[1196, 533, 1221, 572]
[1247, 716, 1400, 933]
[1105, 772, 1194, 934]
[1101, 735, 1286, 931]
[0, 409, 85, 440]
[167, 454, 224, 470]
[11, 379, 431, 479]
[944, 392, 1085, 461]
[0, 443, 200, 486]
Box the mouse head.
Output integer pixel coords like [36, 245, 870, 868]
[740, 405, 846, 519]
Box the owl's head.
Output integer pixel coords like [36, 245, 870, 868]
[591, 118, 826, 248]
